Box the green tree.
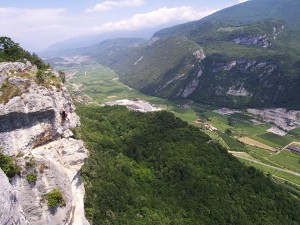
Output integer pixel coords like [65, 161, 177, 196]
[0, 36, 24, 61]
[0, 36, 50, 69]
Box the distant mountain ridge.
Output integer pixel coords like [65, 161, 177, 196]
[42, 38, 146, 59]
[46, 0, 300, 109]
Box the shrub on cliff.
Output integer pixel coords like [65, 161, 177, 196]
[0, 153, 21, 180]
[45, 189, 64, 208]
[26, 173, 37, 183]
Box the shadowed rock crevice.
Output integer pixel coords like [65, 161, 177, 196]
[0, 110, 56, 132]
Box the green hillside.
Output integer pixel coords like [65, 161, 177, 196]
[76, 0, 300, 109]
[75, 105, 300, 225]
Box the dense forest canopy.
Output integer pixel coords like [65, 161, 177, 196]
[75, 105, 300, 225]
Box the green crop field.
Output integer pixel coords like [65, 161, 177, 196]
[233, 122, 270, 137]
[290, 128, 300, 138]
[201, 111, 270, 137]
[246, 146, 280, 167]
[247, 146, 273, 158]
[229, 113, 255, 123]
[238, 158, 300, 186]
[269, 150, 300, 174]
[217, 131, 246, 151]
[67, 64, 149, 103]
[201, 111, 231, 131]
[253, 133, 294, 148]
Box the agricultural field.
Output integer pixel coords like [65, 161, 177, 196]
[217, 131, 246, 151]
[58, 63, 300, 187]
[65, 64, 150, 104]
[201, 110, 300, 186]
[252, 132, 295, 148]
[239, 158, 300, 187]
[239, 137, 276, 152]
[269, 150, 300, 174]
[201, 111, 232, 132]
[290, 128, 300, 139]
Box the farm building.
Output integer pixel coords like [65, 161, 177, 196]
[287, 145, 300, 154]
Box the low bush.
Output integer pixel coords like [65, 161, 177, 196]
[27, 173, 37, 183]
[0, 153, 21, 179]
[45, 189, 64, 208]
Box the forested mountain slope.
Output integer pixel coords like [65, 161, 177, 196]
[75, 105, 300, 225]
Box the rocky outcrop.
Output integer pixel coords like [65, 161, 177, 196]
[12, 139, 89, 225]
[180, 69, 203, 98]
[233, 35, 271, 48]
[227, 85, 253, 97]
[0, 85, 79, 155]
[193, 49, 206, 61]
[212, 61, 238, 72]
[0, 168, 29, 225]
[273, 25, 285, 40]
[211, 59, 276, 74]
[232, 25, 284, 48]
[0, 62, 89, 225]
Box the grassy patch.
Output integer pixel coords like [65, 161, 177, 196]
[239, 158, 300, 186]
[0, 78, 31, 104]
[255, 133, 294, 148]
[36, 70, 62, 91]
[67, 65, 155, 104]
[269, 150, 300, 174]
[202, 111, 231, 131]
[217, 131, 246, 151]
[289, 128, 300, 138]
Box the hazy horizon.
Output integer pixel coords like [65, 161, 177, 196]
[0, 0, 247, 51]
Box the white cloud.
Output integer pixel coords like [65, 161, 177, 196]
[0, 5, 216, 51]
[86, 0, 145, 12]
[237, 0, 248, 3]
[0, 7, 66, 23]
[91, 6, 216, 32]
[0, 7, 82, 50]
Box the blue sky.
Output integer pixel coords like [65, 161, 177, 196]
[0, 0, 247, 51]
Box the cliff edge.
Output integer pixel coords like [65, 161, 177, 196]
[0, 61, 89, 225]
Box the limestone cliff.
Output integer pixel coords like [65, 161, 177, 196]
[0, 61, 90, 225]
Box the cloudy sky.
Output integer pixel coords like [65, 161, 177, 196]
[0, 0, 248, 51]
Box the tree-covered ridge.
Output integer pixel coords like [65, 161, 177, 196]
[0, 36, 49, 70]
[75, 105, 300, 225]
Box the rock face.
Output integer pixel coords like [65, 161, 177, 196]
[233, 35, 271, 48]
[0, 168, 29, 225]
[0, 62, 90, 225]
[180, 70, 203, 98]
